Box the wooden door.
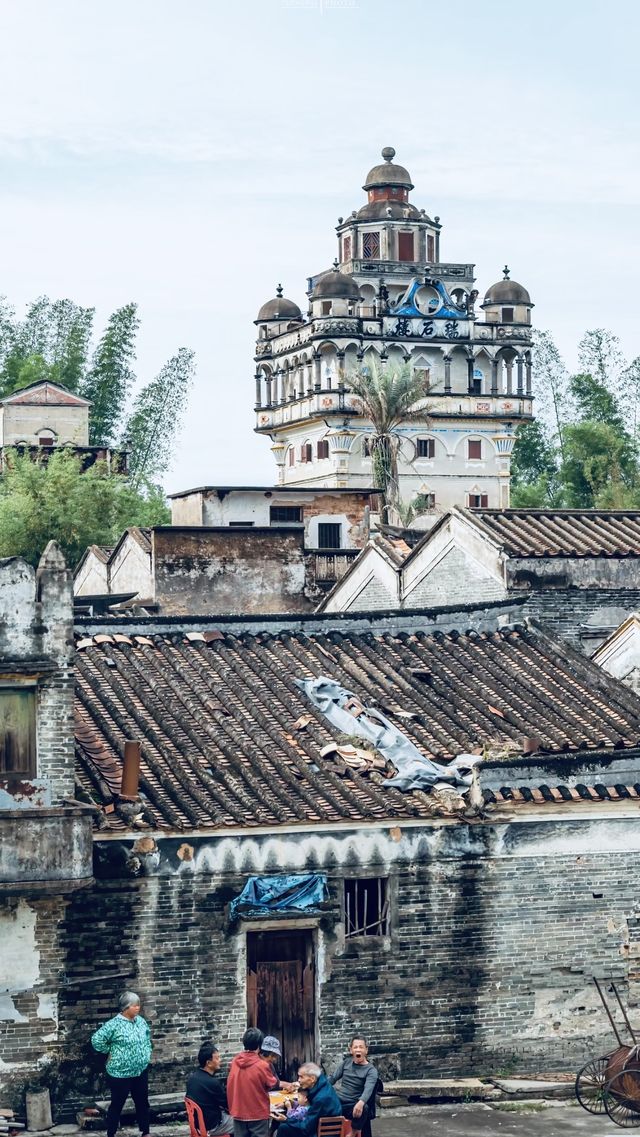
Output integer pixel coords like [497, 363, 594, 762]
[246, 930, 315, 1080]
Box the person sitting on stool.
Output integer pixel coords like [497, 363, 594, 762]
[186, 1040, 233, 1136]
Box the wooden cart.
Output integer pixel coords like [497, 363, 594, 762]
[575, 978, 640, 1127]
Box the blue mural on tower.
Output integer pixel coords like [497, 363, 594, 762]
[390, 277, 467, 321]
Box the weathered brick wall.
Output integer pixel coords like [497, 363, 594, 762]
[407, 546, 506, 609]
[45, 822, 640, 1112]
[522, 587, 640, 654]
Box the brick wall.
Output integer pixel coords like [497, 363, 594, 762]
[24, 818, 638, 1113]
[407, 546, 507, 609]
[523, 587, 640, 654]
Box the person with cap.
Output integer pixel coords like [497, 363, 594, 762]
[185, 1040, 233, 1137]
[91, 991, 153, 1137]
[226, 1029, 294, 1137]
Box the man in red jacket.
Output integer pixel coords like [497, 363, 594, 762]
[227, 1029, 293, 1137]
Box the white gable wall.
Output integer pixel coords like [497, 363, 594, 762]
[109, 535, 153, 600]
[321, 545, 399, 612]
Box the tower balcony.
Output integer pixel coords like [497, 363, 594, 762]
[256, 390, 533, 432]
[349, 259, 475, 281]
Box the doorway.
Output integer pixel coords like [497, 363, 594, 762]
[246, 929, 316, 1080]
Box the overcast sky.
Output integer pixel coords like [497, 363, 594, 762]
[0, 0, 638, 492]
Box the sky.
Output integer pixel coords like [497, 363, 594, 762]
[0, 0, 639, 492]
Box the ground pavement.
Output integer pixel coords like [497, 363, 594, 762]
[374, 1101, 627, 1135]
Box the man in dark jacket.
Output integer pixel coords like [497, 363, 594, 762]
[185, 1041, 232, 1136]
[330, 1036, 378, 1137]
[276, 1063, 342, 1137]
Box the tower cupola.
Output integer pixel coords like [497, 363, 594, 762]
[363, 146, 414, 202]
[481, 266, 534, 325]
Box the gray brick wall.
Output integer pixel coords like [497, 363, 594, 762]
[407, 546, 507, 609]
[523, 588, 640, 654]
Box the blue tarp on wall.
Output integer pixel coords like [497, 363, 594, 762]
[230, 873, 328, 919]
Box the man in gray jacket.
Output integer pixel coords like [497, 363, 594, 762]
[329, 1036, 378, 1136]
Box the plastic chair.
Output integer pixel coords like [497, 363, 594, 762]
[317, 1119, 350, 1137]
[184, 1097, 232, 1137]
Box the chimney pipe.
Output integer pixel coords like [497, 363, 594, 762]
[120, 740, 141, 798]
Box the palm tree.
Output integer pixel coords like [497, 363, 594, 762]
[347, 359, 432, 524]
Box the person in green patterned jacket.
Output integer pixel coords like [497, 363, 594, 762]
[92, 992, 153, 1137]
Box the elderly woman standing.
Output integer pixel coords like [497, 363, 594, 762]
[92, 992, 153, 1137]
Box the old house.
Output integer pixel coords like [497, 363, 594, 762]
[320, 507, 640, 652]
[0, 546, 93, 1099]
[0, 380, 125, 471]
[74, 487, 378, 615]
[3, 590, 640, 1109]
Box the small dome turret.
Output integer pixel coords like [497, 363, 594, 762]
[256, 284, 302, 322]
[482, 266, 532, 307]
[363, 146, 414, 192]
[312, 262, 361, 302]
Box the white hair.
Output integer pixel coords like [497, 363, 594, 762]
[299, 1062, 322, 1079]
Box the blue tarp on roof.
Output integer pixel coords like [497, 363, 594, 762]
[230, 873, 328, 919]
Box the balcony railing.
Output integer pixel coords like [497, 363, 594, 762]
[309, 548, 361, 584]
[0, 803, 94, 894]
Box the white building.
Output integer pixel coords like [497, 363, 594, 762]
[254, 147, 534, 514]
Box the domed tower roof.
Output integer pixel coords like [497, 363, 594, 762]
[482, 266, 532, 306]
[363, 146, 414, 192]
[256, 284, 302, 322]
[312, 262, 362, 301]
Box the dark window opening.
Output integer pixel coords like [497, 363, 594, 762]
[270, 505, 303, 523]
[469, 493, 489, 508]
[422, 493, 436, 509]
[468, 439, 482, 460]
[363, 437, 372, 458]
[39, 436, 55, 447]
[0, 688, 36, 777]
[363, 231, 380, 259]
[317, 440, 330, 460]
[342, 235, 351, 262]
[502, 307, 514, 323]
[398, 232, 414, 261]
[417, 438, 435, 458]
[344, 878, 389, 938]
[318, 523, 341, 549]
[321, 301, 332, 316]
[427, 234, 435, 261]
[470, 378, 483, 395]
[229, 521, 255, 527]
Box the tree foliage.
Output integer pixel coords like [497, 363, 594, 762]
[0, 449, 169, 568]
[123, 348, 195, 486]
[80, 303, 139, 445]
[347, 360, 430, 524]
[511, 328, 640, 508]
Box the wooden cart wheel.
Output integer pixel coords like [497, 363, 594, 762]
[575, 1055, 611, 1114]
[605, 1069, 640, 1127]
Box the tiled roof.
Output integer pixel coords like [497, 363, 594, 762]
[485, 783, 640, 806]
[0, 380, 91, 407]
[464, 509, 640, 557]
[74, 624, 640, 832]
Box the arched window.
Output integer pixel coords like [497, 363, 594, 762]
[417, 438, 435, 458]
[300, 441, 313, 463]
[38, 432, 55, 448]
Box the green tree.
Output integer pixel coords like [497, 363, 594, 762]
[0, 297, 95, 395]
[80, 303, 140, 445]
[510, 420, 560, 507]
[123, 348, 195, 487]
[0, 448, 169, 568]
[570, 371, 626, 430]
[347, 360, 430, 524]
[560, 421, 637, 508]
[532, 330, 571, 454]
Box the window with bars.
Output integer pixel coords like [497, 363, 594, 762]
[317, 440, 330, 460]
[363, 231, 380, 259]
[344, 878, 389, 938]
[417, 438, 435, 458]
[468, 493, 489, 508]
[468, 439, 482, 460]
[270, 506, 302, 523]
[342, 235, 351, 262]
[318, 523, 341, 549]
[0, 688, 36, 776]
